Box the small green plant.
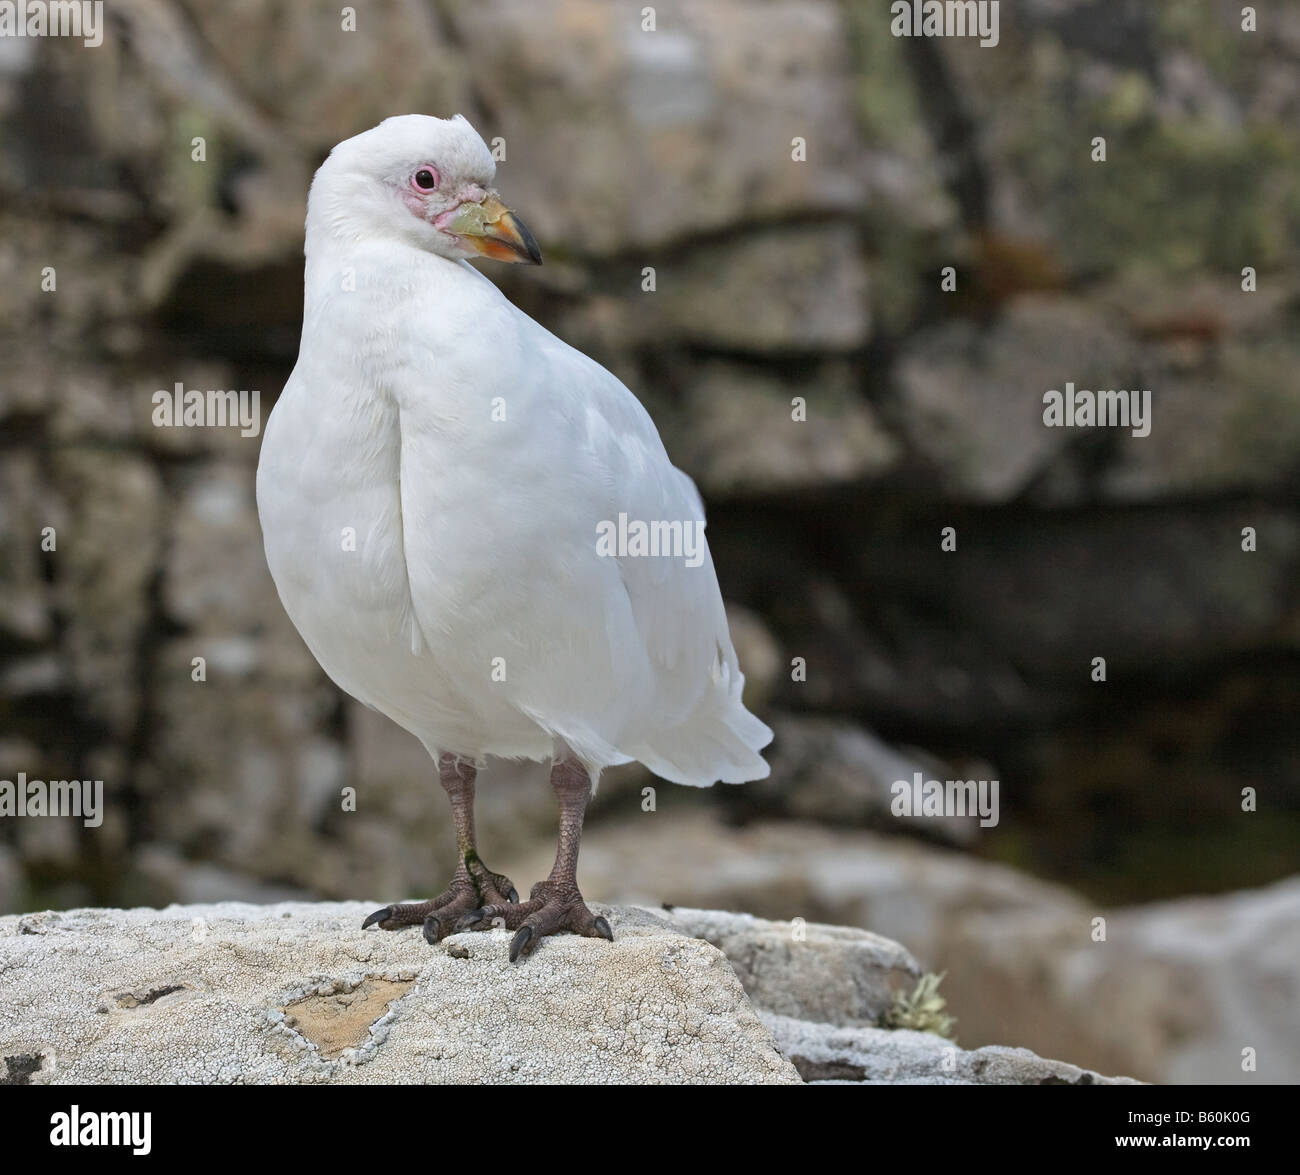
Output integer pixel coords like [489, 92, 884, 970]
[880, 972, 956, 1040]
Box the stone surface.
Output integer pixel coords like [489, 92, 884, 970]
[662, 906, 921, 1026]
[513, 813, 1298, 1085]
[945, 875, 1300, 1085]
[0, 900, 1143, 1086]
[661, 359, 897, 496]
[0, 902, 800, 1085]
[443, 0, 871, 252]
[766, 1014, 1139, 1086]
[893, 295, 1139, 503]
[729, 713, 992, 846]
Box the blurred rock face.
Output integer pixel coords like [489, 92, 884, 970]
[0, 0, 1298, 934]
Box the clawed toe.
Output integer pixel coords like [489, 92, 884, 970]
[505, 893, 614, 961]
[509, 925, 533, 962]
[454, 905, 509, 932]
[364, 858, 518, 937]
[362, 901, 440, 931]
[438, 891, 613, 960]
[423, 912, 465, 944]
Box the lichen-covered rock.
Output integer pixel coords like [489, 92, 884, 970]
[0, 900, 1144, 1086]
[0, 902, 800, 1085]
[662, 907, 921, 1026]
[765, 1014, 1140, 1085]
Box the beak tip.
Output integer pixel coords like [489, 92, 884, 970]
[518, 222, 543, 267]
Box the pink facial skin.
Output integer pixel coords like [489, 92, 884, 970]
[399, 164, 441, 220]
[400, 167, 489, 236]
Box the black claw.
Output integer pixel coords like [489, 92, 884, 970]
[593, 915, 613, 942]
[422, 915, 442, 945]
[457, 907, 487, 930]
[509, 926, 533, 963]
[506, 886, 519, 903]
[362, 906, 393, 930]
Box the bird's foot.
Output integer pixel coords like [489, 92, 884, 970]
[463, 857, 518, 910]
[362, 861, 518, 943]
[455, 880, 613, 962]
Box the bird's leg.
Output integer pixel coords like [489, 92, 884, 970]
[362, 752, 517, 943]
[457, 752, 612, 961]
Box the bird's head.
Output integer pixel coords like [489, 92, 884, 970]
[306, 113, 542, 265]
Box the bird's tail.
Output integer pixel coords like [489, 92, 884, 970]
[626, 666, 773, 787]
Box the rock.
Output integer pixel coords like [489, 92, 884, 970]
[162, 462, 274, 633]
[765, 1015, 1139, 1085]
[726, 713, 994, 846]
[0, 902, 799, 1085]
[0, 900, 1141, 1086]
[661, 907, 921, 1026]
[0, 452, 55, 649]
[660, 359, 897, 496]
[945, 875, 1300, 1085]
[444, 0, 870, 252]
[1100, 340, 1300, 500]
[573, 226, 870, 353]
[738, 487, 1300, 754]
[132, 846, 314, 907]
[158, 0, 468, 154]
[893, 295, 1139, 503]
[934, 0, 1300, 280]
[508, 811, 1084, 971]
[531, 813, 1299, 1084]
[0, 845, 19, 914]
[722, 603, 783, 714]
[49, 448, 165, 741]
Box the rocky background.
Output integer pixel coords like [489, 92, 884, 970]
[1, 0, 1298, 1084]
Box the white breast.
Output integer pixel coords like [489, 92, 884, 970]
[255, 247, 554, 759]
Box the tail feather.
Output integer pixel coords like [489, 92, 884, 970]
[627, 686, 773, 787]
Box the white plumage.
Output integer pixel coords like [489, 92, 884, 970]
[257, 114, 772, 791]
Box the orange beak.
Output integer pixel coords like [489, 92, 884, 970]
[445, 192, 542, 265]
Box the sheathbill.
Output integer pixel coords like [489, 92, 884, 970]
[256, 114, 773, 960]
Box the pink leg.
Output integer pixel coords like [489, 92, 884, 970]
[456, 752, 612, 961]
[362, 753, 518, 942]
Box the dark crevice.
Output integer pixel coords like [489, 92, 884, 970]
[898, 37, 990, 229]
[118, 984, 185, 1007]
[791, 1055, 866, 1083]
[1, 1053, 43, 1084]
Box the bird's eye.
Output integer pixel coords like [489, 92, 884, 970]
[412, 167, 439, 192]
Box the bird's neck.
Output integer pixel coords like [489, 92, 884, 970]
[301, 236, 473, 325]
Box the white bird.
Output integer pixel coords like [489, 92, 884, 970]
[256, 114, 773, 960]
